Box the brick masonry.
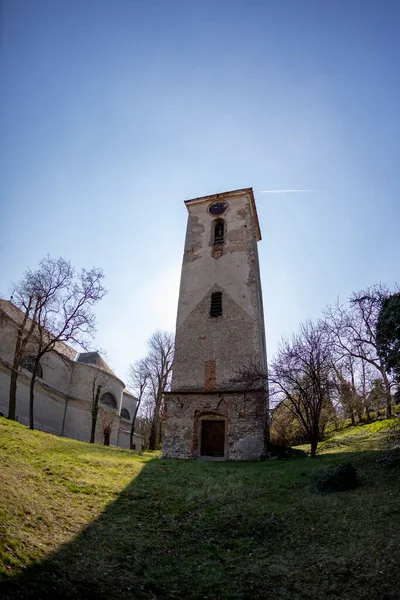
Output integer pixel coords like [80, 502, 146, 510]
[163, 390, 267, 460]
[162, 188, 268, 460]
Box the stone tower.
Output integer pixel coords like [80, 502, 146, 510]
[162, 188, 267, 460]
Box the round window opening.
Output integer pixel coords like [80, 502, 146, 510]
[208, 201, 228, 216]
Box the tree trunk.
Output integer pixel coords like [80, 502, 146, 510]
[350, 412, 355, 426]
[8, 299, 36, 421]
[130, 403, 140, 450]
[382, 372, 392, 419]
[8, 328, 24, 421]
[157, 418, 163, 447]
[8, 366, 19, 421]
[29, 360, 41, 430]
[149, 390, 163, 450]
[148, 420, 157, 451]
[310, 437, 318, 458]
[90, 385, 101, 443]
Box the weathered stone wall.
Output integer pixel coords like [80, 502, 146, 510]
[171, 189, 267, 393]
[163, 188, 268, 461]
[162, 390, 266, 460]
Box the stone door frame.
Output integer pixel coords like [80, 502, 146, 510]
[196, 412, 228, 459]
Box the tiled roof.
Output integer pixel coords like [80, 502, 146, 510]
[75, 351, 116, 376]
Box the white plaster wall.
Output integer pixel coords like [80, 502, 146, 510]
[121, 391, 137, 420]
[63, 400, 91, 442]
[0, 307, 137, 450]
[68, 362, 124, 413]
[0, 314, 20, 362]
[0, 365, 66, 435]
[40, 352, 72, 396]
[0, 368, 9, 415]
[117, 428, 144, 451]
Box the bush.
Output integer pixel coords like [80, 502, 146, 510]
[266, 443, 307, 460]
[378, 419, 400, 468]
[386, 417, 400, 450]
[315, 463, 360, 493]
[377, 449, 400, 469]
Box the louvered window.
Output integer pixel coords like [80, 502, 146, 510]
[210, 292, 222, 317]
[214, 220, 224, 245]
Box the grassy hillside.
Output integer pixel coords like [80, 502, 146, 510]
[0, 417, 399, 600]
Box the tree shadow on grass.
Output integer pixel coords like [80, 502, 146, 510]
[1, 450, 399, 600]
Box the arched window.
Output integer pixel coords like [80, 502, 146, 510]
[213, 219, 225, 245]
[121, 408, 130, 420]
[210, 292, 222, 317]
[20, 355, 43, 378]
[100, 392, 117, 409]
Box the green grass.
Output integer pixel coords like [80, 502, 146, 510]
[0, 417, 399, 600]
[296, 419, 397, 454]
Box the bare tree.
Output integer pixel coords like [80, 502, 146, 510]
[127, 358, 149, 450]
[367, 378, 387, 417]
[99, 406, 118, 446]
[229, 360, 269, 447]
[324, 284, 394, 418]
[331, 357, 363, 425]
[145, 331, 174, 451]
[8, 294, 42, 421]
[133, 398, 154, 450]
[269, 401, 301, 446]
[88, 369, 110, 444]
[128, 331, 174, 451]
[269, 321, 335, 457]
[8, 256, 106, 429]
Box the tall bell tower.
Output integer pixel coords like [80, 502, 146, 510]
[163, 188, 268, 460]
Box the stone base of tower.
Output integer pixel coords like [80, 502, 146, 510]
[162, 390, 267, 461]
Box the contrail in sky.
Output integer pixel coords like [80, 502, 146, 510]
[259, 189, 323, 194]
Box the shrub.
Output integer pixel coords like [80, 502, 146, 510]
[315, 463, 360, 493]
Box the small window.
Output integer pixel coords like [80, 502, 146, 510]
[100, 392, 117, 409]
[21, 355, 43, 378]
[210, 292, 222, 317]
[213, 220, 224, 245]
[121, 408, 130, 420]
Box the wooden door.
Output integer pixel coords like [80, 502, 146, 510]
[201, 420, 225, 457]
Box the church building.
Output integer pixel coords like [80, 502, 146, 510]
[163, 188, 268, 460]
[0, 299, 144, 451]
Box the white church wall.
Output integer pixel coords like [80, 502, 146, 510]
[0, 313, 20, 363]
[0, 364, 66, 435]
[40, 351, 72, 396]
[68, 361, 124, 413]
[121, 390, 137, 420]
[0, 301, 144, 451]
[0, 365, 13, 416]
[62, 398, 92, 442]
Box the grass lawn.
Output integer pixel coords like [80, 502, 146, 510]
[0, 417, 399, 599]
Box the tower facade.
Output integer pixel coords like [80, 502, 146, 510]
[163, 188, 268, 460]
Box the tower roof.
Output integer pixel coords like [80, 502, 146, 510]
[184, 187, 261, 241]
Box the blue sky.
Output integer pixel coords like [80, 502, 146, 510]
[1, 0, 400, 384]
